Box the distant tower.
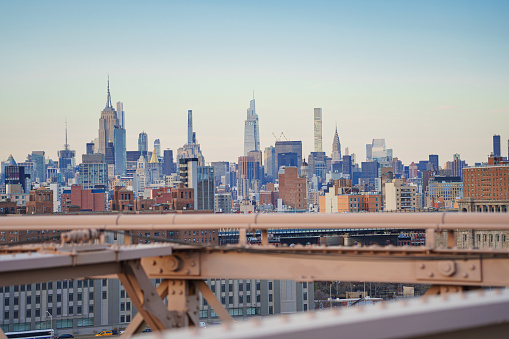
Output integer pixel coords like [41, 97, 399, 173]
[154, 139, 161, 158]
[313, 108, 322, 153]
[188, 110, 193, 144]
[98, 77, 119, 155]
[58, 120, 76, 183]
[138, 132, 148, 154]
[116, 102, 125, 129]
[331, 125, 341, 163]
[493, 134, 501, 157]
[244, 95, 260, 155]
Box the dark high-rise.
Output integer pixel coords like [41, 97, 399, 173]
[275, 141, 302, 174]
[493, 135, 501, 157]
[5, 165, 29, 193]
[429, 154, 439, 171]
[138, 132, 148, 154]
[163, 149, 175, 176]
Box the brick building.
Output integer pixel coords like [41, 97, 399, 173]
[458, 156, 509, 213]
[26, 187, 53, 214]
[110, 187, 134, 211]
[278, 167, 307, 210]
[61, 185, 106, 213]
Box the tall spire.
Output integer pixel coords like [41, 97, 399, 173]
[64, 118, 69, 151]
[106, 75, 112, 108]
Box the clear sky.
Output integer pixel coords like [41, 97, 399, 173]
[1, 1, 508, 167]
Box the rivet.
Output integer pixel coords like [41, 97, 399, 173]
[172, 290, 176, 295]
[428, 272, 434, 278]
[191, 261, 196, 267]
[179, 291, 183, 295]
[419, 264, 425, 269]
[463, 273, 469, 278]
[159, 268, 163, 274]
[470, 265, 476, 271]
[152, 260, 157, 266]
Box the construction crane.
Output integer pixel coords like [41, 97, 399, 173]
[272, 132, 289, 141]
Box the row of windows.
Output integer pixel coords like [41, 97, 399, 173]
[0, 280, 96, 294]
[3, 305, 93, 320]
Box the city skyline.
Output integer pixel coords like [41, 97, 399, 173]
[1, 1, 508, 166]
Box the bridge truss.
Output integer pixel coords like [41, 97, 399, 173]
[0, 213, 508, 338]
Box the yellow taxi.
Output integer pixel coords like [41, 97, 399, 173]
[95, 330, 118, 336]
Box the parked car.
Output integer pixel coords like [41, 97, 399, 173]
[58, 335, 74, 339]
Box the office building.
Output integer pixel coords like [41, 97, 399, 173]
[5, 165, 30, 194]
[211, 162, 230, 187]
[26, 187, 53, 214]
[426, 176, 463, 209]
[493, 135, 501, 157]
[331, 126, 341, 163]
[445, 154, 466, 179]
[138, 132, 148, 154]
[178, 110, 205, 165]
[30, 151, 45, 183]
[278, 167, 307, 210]
[385, 179, 417, 211]
[307, 152, 330, 184]
[215, 193, 232, 213]
[154, 139, 161, 159]
[458, 155, 509, 212]
[61, 185, 106, 212]
[366, 139, 393, 164]
[98, 79, 119, 155]
[244, 98, 260, 155]
[313, 108, 322, 153]
[179, 158, 215, 211]
[264, 146, 276, 183]
[79, 154, 108, 190]
[163, 149, 175, 176]
[188, 110, 194, 144]
[275, 141, 302, 174]
[116, 102, 125, 129]
[58, 122, 76, 184]
[237, 156, 261, 198]
[428, 154, 439, 171]
[86, 142, 94, 155]
[114, 127, 126, 176]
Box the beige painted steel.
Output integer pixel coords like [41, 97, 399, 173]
[141, 248, 509, 286]
[146, 289, 509, 339]
[0, 212, 508, 231]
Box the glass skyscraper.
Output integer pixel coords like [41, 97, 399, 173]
[244, 98, 260, 156]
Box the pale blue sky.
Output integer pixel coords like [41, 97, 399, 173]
[1, 1, 508, 166]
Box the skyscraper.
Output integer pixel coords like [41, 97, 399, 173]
[331, 125, 341, 163]
[58, 121, 76, 183]
[313, 108, 322, 153]
[114, 127, 126, 175]
[163, 149, 174, 175]
[30, 151, 45, 183]
[493, 134, 501, 157]
[79, 154, 108, 189]
[244, 97, 260, 155]
[154, 139, 161, 158]
[138, 132, 148, 154]
[116, 102, 125, 129]
[429, 154, 439, 172]
[98, 78, 119, 155]
[275, 141, 302, 174]
[188, 110, 193, 145]
[264, 146, 276, 183]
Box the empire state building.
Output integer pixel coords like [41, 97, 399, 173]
[98, 79, 119, 155]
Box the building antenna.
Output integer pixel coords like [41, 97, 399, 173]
[64, 118, 69, 151]
[253, 89, 254, 100]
